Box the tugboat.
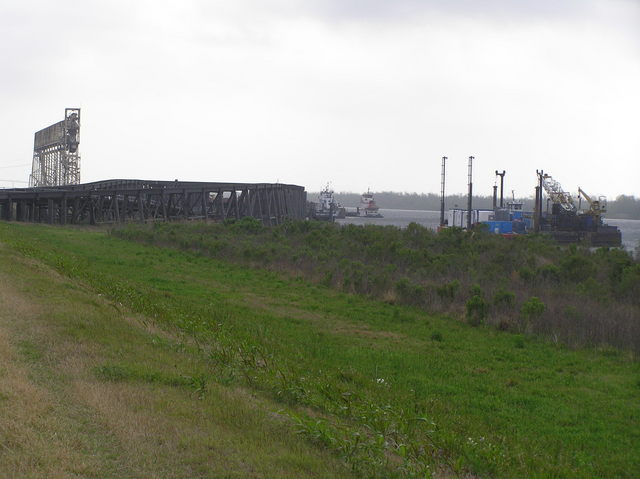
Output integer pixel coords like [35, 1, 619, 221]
[312, 184, 340, 221]
[358, 189, 383, 218]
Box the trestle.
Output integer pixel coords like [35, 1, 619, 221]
[0, 179, 306, 226]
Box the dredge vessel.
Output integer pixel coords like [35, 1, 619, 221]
[441, 163, 621, 247]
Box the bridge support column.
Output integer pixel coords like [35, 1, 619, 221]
[47, 199, 55, 224]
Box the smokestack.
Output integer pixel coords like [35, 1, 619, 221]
[492, 185, 497, 210]
[495, 170, 506, 208]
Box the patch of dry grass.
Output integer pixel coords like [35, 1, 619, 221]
[0, 294, 127, 478]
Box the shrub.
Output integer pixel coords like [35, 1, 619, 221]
[395, 278, 427, 305]
[231, 216, 264, 234]
[469, 284, 483, 298]
[563, 305, 580, 321]
[493, 289, 515, 308]
[436, 279, 460, 302]
[577, 277, 609, 302]
[518, 267, 535, 283]
[466, 295, 487, 326]
[538, 264, 561, 282]
[521, 297, 545, 320]
[618, 264, 640, 304]
[560, 254, 595, 282]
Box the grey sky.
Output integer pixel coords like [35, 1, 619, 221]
[1, 0, 639, 199]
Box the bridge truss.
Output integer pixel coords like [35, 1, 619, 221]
[0, 180, 306, 226]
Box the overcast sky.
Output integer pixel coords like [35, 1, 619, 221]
[1, 0, 639, 199]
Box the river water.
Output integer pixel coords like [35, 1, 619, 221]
[337, 209, 640, 253]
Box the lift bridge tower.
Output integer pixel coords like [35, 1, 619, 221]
[29, 108, 81, 187]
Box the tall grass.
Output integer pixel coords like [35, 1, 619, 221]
[112, 219, 640, 353]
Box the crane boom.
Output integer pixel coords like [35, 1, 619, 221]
[541, 174, 576, 212]
[578, 187, 606, 216]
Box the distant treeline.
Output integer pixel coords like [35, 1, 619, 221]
[310, 191, 640, 219]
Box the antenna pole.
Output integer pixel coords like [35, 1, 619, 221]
[534, 169, 544, 232]
[440, 156, 447, 227]
[467, 156, 474, 229]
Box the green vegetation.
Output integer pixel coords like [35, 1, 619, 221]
[0, 230, 350, 478]
[0, 221, 638, 478]
[113, 219, 640, 353]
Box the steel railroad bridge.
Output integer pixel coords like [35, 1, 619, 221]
[0, 179, 306, 226]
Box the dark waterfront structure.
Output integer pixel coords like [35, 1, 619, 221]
[0, 179, 306, 226]
[30, 108, 81, 187]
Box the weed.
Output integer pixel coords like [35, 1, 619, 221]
[17, 340, 43, 362]
[430, 331, 443, 342]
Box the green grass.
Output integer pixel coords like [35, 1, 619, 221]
[0, 227, 353, 478]
[112, 219, 640, 353]
[0, 221, 639, 478]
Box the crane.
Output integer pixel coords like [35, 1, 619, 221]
[578, 187, 607, 218]
[541, 174, 576, 212]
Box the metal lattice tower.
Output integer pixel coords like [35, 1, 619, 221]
[29, 108, 81, 187]
[541, 174, 576, 212]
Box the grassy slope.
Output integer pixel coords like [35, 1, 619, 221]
[112, 220, 640, 353]
[0, 222, 639, 478]
[0, 231, 352, 478]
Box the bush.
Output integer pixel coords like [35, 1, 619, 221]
[436, 280, 460, 302]
[466, 295, 487, 326]
[618, 264, 640, 304]
[560, 254, 595, 282]
[521, 297, 545, 320]
[231, 216, 264, 234]
[563, 305, 580, 321]
[469, 284, 483, 298]
[518, 267, 535, 283]
[395, 278, 427, 305]
[493, 289, 515, 308]
[577, 277, 608, 302]
[538, 264, 561, 282]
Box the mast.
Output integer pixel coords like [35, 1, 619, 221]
[440, 156, 447, 227]
[467, 156, 474, 229]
